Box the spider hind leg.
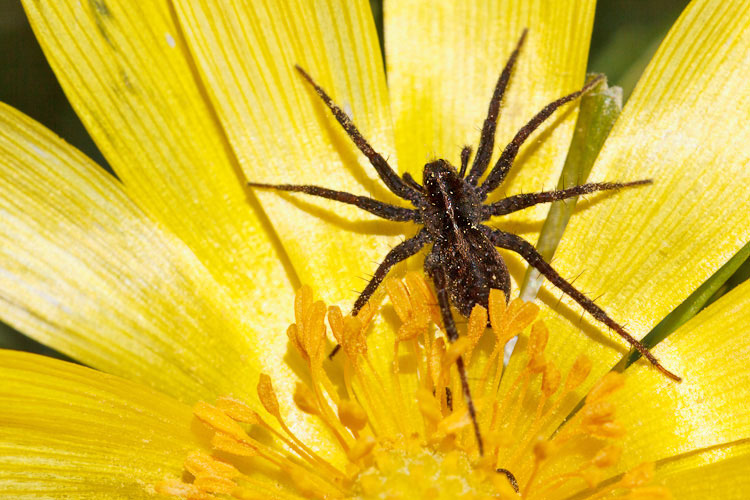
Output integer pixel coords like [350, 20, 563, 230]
[426, 256, 485, 455]
[482, 226, 681, 382]
[328, 231, 430, 359]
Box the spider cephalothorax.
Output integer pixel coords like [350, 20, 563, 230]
[250, 30, 680, 455]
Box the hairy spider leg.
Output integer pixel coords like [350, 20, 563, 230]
[481, 226, 682, 382]
[496, 469, 520, 493]
[401, 172, 423, 191]
[482, 180, 652, 218]
[465, 29, 527, 185]
[327, 230, 429, 358]
[429, 266, 484, 456]
[478, 75, 605, 199]
[326, 230, 429, 359]
[457, 145, 473, 178]
[294, 66, 422, 204]
[351, 230, 430, 315]
[248, 182, 419, 222]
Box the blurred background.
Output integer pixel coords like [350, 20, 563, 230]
[0, 0, 695, 357]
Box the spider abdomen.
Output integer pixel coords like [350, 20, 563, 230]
[420, 158, 509, 316]
[426, 229, 511, 317]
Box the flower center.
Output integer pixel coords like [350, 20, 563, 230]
[354, 446, 495, 499]
[156, 274, 670, 499]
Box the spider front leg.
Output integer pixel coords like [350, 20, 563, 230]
[248, 182, 419, 222]
[465, 29, 527, 185]
[427, 260, 484, 456]
[481, 226, 681, 382]
[458, 146, 472, 178]
[482, 180, 652, 219]
[295, 66, 421, 204]
[401, 172, 423, 191]
[478, 75, 605, 199]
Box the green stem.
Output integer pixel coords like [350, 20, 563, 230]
[520, 75, 622, 301]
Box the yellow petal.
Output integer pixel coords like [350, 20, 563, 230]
[536, 280, 750, 497]
[650, 439, 750, 500]
[0, 104, 285, 404]
[506, 0, 750, 419]
[576, 439, 750, 499]
[21, 0, 295, 316]
[173, 1, 417, 441]
[611, 279, 750, 472]
[0, 350, 193, 499]
[385, 0, 596, 224]
[173, 0, 402, 308]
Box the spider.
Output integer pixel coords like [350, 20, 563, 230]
[250, 31, 680, 455]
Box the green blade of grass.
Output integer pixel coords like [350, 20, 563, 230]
[616, 240, 750, 370]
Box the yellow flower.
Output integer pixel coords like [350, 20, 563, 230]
[1, 0, 750, 499]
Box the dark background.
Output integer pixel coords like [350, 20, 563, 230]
[0, 0, 691, 356]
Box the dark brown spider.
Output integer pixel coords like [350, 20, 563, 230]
[250, 31, 680, 455]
